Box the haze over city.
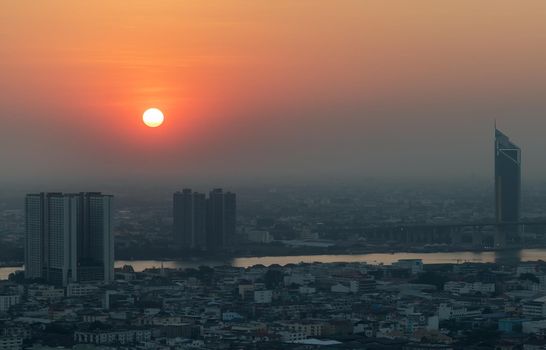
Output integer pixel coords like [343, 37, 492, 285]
[2, 1, 546, 186]
[3, 2, 546, 350]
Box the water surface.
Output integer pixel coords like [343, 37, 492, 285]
[2, 249, 544, 280]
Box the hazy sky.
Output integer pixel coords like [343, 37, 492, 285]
[1, 1, 546, 186]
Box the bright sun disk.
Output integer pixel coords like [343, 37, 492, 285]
[142, 108, 164, 127]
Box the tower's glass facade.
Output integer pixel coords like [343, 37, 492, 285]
[495, 129, 521, 247]
[495, 129, 521, 223]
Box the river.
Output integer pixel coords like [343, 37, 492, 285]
[2, 248, 545, 280]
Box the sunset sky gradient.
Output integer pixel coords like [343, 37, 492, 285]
[2, 1, 546, 185]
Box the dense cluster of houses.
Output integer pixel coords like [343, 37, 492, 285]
[2, 259, 546, 349]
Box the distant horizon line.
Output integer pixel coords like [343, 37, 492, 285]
[1, 175, 546, 189]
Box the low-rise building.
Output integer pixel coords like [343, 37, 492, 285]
[74, 328, 152, 345]
[0, 295, 20, 313]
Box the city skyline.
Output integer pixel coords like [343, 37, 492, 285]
[3, 2, 546, 349]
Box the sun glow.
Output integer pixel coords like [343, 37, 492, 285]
[142, 108, 164, 128]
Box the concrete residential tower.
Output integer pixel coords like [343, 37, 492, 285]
[173, 188, 236, 251]
[173, 189, 206, 249]
[25, 192, 114, 286]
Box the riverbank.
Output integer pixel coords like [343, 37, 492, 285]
[3, 248, 546, 280]
[3, 243, 546, 268]
[114, 242, 546, 261]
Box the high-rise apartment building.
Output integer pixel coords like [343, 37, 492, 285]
[223, 191, 237, 245]
[173, 189, 206, 249]
[494, 128, 522, 247]
[173, 188, 236, 251]
[206, 189, 236, 251]
[206, 189, 226, 250]
[25, 192, 114, 286]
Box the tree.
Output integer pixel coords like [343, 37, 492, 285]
[8, 271, 25, 283]
[414, 271, 449, 290]
[264, 269, 284, 289]
[519, 273, 539, 284]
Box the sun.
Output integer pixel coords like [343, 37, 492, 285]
[142, 108, 164, 128]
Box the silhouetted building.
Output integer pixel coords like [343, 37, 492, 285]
[495, 128, 521, 247]
[224, 191, 237, 243]
[206, 189, 237, 251]
[207, 189, 223, 250]
[173, 189, 206, 249]
[174, 188, 236, 251]
[25, 192, 114, 286]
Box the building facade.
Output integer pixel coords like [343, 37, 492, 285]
[173, 189, 206, 249]
[206, 189, 236, 251]
[24, 192, 114, 286]
[494, 128, 521, 246]
[173, 188, 236, 251]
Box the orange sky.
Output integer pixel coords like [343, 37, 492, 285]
[1, 1, 546, 184]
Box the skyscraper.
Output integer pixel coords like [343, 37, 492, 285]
[207, 189, 237, 251]
[173, 189, 206, 249]
[495, 128, 521, 246]
[25, 193, 47, 280]
[25, 192, 114, 286]
[173, 188, 236, 251]
[224, 191, 237, 244]
[78, 193, 115, 283]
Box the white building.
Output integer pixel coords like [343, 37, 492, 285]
[27, 285, 64, 301]
[74, 329, 151, 345]
[238, 283, 254, 299]
[298, 286, 316, 295]
[353, 322, 374, 337]
[0, 336, 23, 350]
[254, 290, 273, 304]
[284, 274, 315, 286]
[522, 320, 546, 335]
[0, 294, 21, 313]
[247, 230, 273, 243]
[25, 192, 114, 286]
[331, 281, 359, 293]
[284, 323, 325, 337]
[438, 303, 481, 320]
[66, 283, 99, 297]
[523, 297, 546, 318]
[392, 259, 423, 274]
[517, 265, 537, 277]
[444, 281, 495, 295]
[222, 311, 244, 322]
[278, 331, 307, 343]
[427, 315, 439, 331]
